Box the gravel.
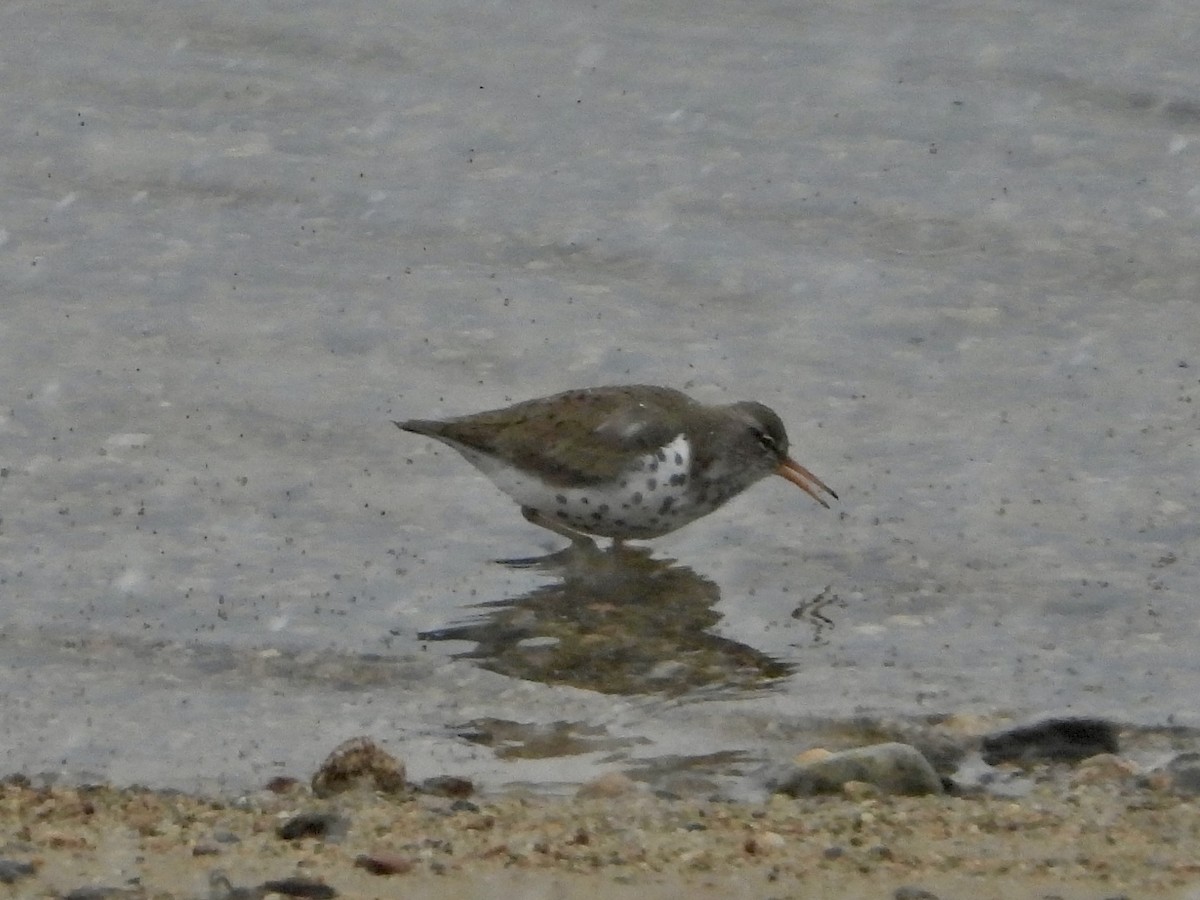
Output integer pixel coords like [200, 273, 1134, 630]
[4, 769, 1198, 899]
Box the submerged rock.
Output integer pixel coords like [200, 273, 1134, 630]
[767, 742, 944, 797]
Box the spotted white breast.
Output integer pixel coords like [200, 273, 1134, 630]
[459, 434, 697, 539]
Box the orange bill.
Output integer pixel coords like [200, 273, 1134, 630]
[776, 457, 838, 509]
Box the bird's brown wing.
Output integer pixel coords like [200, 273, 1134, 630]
[403, 385, 693, 487]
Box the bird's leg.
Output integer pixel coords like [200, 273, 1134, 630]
[520, 507, 596, 547]
[496, 507, 599, 568]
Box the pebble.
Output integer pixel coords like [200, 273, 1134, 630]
[419, 775, 474, 798]
[264, 776, 301, 794]
[260, 875, 338, 898]
[0, 859, 36, 884]
[355, 851, 416, 875]
[1070, 753, 1139, 785]
[276, 811, 349, 842]
[208, 871, 261, 900]
[1151, 751, 1200, 796]
[310, 736, 406, 798]
[576, 771, 639, 799]
[757, 830, 786, 849]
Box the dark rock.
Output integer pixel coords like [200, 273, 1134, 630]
[259, 877, 337, 898]
[264, 776, 301, 794]
[276, 811, 348, 841]
[208, 871, 262, 900]
[0, 859, 36, 884]
[981, 718, 1119, 765]
[419, 775, 474, 798]
[1155, 751, 1200, 795]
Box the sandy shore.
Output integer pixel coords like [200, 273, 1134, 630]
[4, 768, 1199, 900]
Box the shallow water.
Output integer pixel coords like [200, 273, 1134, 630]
[1, 0, 1197, 794]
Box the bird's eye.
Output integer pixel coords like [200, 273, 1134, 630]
[752, 427, 775, 450]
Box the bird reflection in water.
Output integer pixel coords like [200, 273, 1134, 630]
[419, 543, 793, 695]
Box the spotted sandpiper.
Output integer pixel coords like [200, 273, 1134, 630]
[395, 385, 836, 544]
